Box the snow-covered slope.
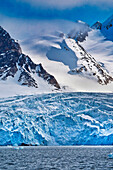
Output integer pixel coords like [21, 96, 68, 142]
[0, 92, 113, 146]
[19, 28, 113, 95]
[0, 26, 60, 95]
[1, 17, 113, 97]
[80, 29, 113, 79]
[83, 15, 113, 69]
[64, 38, 113, 85]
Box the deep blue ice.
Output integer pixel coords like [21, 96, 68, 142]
[0, 92, 113, 146]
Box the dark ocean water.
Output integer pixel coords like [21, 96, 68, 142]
[0, 146, 113, 170]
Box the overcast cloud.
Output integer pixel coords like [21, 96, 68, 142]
[21, 0, 113, 9]
[0, 0, 113, 25]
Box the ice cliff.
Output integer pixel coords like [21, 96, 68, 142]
[0, 93, 113, 146]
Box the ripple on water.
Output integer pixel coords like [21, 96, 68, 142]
[0, 146, 113, 169]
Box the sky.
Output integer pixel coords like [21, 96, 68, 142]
[0, 0, 113, 25]
[0, 0, 113, 41]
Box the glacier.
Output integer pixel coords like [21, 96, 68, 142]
[0, 92, 113, 146]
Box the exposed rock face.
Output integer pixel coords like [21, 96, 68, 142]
[91, 21, 102, 30]
[0, 26, 60, 89]
[91, 15, 113, 41]
[69, 42, 113, 85]
[68, 30, 89, 42]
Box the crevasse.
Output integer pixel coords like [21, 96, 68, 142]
[0, 92, 113, 146]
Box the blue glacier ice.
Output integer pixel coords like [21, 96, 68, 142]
[0, 92, 113, 146]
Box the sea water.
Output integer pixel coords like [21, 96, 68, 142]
[0, 146, 113, 169]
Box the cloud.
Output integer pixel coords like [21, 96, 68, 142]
[20, 0, 113, 9]
[23, 0, 86, 9]
[0, 14, 76, 40]
[0, 0, 113, 25]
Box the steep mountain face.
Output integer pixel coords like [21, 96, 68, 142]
[91, 21, 102, 30]
[0, 26, 60, 89]
[1, 93, 113, 146]
[92, 15, 113, 41]
[65, 38, 113, 85]
[44, 33, 113, 85]
[63, 18, 113, 85]
[101, 15, 113, 41]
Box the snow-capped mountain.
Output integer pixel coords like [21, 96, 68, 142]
[67, 40, 113, 85]
[50, 20, 113, 85]
[91, 21, 102, 30]
[45, 33, 113, 85]
[92, 15, 113, 41]
[0, 26, 60, 90]
[101, 15, 113, 41]
[81, 15, 113, 82]
[1, 15, 113, 97]
[16, 20, 113, 94]
[44, 32, 113, 85]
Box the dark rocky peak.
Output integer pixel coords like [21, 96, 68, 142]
[91, 15, 113, 41]
[0, 26, 22, 54]
[0, 26, 60, 89]
[91, 21, 102, 30]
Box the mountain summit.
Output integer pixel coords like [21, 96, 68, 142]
[91, 21, 102, 30]
[0, 16, 113, 96]
[92, 14, 113, 41]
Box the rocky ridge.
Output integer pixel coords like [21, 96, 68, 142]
[92, 15, 113, 41]
[91, 21, 102, 30]
[67, 38, 113, 85]
[0, 26, 60, 89]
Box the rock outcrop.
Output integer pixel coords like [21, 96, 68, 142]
[69, 41, 113, 85]
[0, 26, 60, 89]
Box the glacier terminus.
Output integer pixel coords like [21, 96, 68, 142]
[0, 92, 113, 146]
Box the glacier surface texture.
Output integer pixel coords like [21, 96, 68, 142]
[0, 92, 113, 146]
